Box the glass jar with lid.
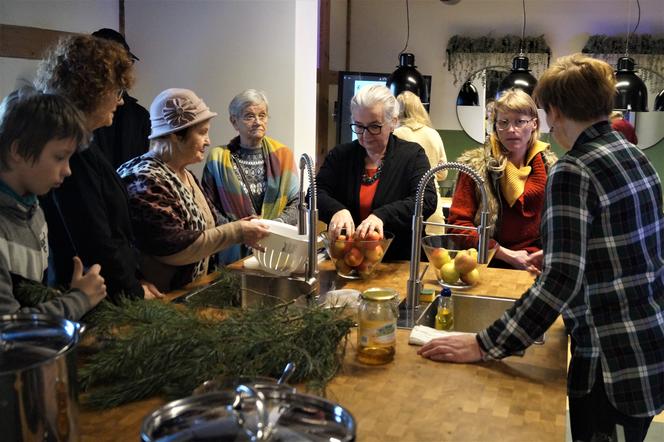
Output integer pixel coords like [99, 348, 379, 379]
[357, 288, 399, 365]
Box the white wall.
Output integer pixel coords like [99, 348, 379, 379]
[0, 0, 119, 95]
[332, 0, 664, 131]
[0, 0, 318, 178]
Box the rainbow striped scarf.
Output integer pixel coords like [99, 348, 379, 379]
[204, 136, 299, 220]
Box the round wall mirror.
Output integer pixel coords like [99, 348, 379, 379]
[456, 66, 664, 149]
[619, 67, 664, 150]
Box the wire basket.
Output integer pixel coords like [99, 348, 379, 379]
[251, 219, 309, 276]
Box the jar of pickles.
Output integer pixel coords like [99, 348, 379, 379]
[357, 288, 398, 365]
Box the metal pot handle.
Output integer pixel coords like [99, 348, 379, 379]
[234, 384, 270, 441]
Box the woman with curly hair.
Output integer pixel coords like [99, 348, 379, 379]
[448, 89, 557, 270]
[35, 35, 162, 300]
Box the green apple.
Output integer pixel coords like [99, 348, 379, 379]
[440, 262, 460, 284]
[460, 268, 480, 286]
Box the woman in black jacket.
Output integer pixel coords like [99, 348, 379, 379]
[317, 84, 436, 260]
[35, 35, 162, 301]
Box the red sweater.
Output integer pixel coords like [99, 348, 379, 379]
[448, 153, 548, 254]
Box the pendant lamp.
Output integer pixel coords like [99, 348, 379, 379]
[614, 0, 647, 111]
[614, 57, 648, 111]
[497, 54, 537, 97]
[387, 53, 429, 107]
[496, 0, 537, 97]
[457, 80, 480, 106]
[654, 89, 664, 111]
[387, 0, 429, 109]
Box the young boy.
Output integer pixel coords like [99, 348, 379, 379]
[0, 88, 106, 320]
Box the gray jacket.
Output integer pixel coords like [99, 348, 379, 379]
[0, 189, 90, 320]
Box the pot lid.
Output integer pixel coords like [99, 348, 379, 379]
[141, 387, 356, 442]
[0, 313, 81, 373]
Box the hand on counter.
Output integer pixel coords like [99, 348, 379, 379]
[417, 333, 483, 363]
[142, 280, 164, 300]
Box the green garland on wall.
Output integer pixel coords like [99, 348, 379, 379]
[582, 34, 664, 55]
[445, 34, 551, 86]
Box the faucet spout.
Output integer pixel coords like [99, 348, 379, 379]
[298, 154, 319, 290]
[402, 162, 490, 327]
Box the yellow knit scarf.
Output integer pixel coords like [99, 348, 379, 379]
[492, 139, 548, 207]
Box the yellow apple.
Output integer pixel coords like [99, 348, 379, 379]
[429, 247, 451, 268]
[460, 268, 480, 286]
[364, 244, 384, 263]
[334, 258, 352, 275]
[440, 262, 460, 284]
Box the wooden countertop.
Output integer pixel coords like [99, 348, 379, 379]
[80, 260, 568, 441]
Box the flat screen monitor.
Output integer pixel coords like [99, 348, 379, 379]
[336, 71, 432, 145]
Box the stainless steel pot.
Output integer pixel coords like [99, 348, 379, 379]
[0, 313, 85, 442]
[141, 382, 356, 442]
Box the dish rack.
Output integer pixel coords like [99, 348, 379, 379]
[251, 219, 309, 276]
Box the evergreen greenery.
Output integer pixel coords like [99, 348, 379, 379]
[583, 34, 664, 55]
[79, 295, 354, 409]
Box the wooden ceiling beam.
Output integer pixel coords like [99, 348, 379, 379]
[0, 24, 78, 60]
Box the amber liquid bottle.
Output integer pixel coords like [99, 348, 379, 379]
[357, 288, 398, 365]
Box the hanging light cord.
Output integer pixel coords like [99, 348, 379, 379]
[625, 0, 641, 56]
[519, 0, 526, 55]
[399, 0, 410, 55]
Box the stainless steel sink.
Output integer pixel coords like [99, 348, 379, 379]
[405, 293, 545, 344]
[415, 293, 514, 332]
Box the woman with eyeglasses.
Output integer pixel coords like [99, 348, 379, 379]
[202, 89, 299, 264]
[317, 84, 437, 260]
[448, 88, 557, 270]
[35, 35, 164, 301]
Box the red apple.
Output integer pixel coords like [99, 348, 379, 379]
[344, 247, 364, 267]
[454, 251, 477, 274]
[357, 261, 374, 278]
[364, 244, 384, 263]
[360, 230, 383, 250]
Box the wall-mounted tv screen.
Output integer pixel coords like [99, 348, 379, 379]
[336, 71, 432, 145]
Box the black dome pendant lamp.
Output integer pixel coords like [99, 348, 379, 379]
[497, 0, 537, 97]
[387, 0, 429, 109]
[614, 0, 647, 112]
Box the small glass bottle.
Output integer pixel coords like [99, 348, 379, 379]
[435, 288, 454, 331]
[357, 288, 398, 365]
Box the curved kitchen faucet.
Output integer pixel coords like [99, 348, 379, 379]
[402, 162, 491, 327]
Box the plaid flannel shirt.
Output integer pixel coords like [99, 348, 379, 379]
[477, 121, 664, 417]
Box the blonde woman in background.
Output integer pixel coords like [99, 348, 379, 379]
[394, 91, 447, 235]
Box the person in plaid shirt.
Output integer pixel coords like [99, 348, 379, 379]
[418, 54, 664, 442]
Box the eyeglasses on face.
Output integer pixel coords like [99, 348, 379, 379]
[350, 123, 383, 135]
[495, 118, 534, 131]
[241, 113, 268, 123]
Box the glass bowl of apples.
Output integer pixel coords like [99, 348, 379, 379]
[421, 234, 496, 289]
[323, 231, 394, 279]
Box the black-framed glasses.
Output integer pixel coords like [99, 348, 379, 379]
[350, 123, 383, 135]
[495, 118, 535, 131]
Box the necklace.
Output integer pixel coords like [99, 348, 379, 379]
[361, 162, 383, 185]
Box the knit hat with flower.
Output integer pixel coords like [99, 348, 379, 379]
[148, 88, 217, 139]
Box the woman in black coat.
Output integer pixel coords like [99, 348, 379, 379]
[317, 84, 436, 260]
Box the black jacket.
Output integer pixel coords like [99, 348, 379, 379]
[40, 141, 144, 300]
[94, 94, 150, 169]
[316, 134, 437, 260]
